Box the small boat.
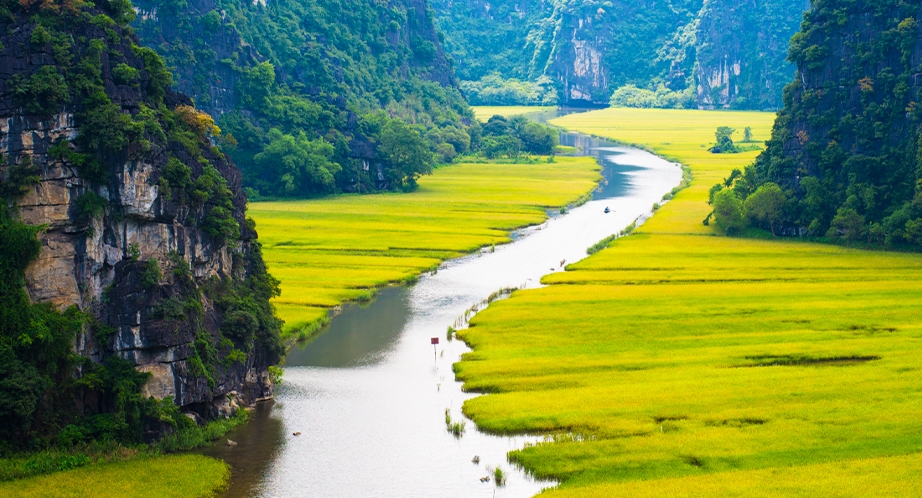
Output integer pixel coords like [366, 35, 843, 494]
[604, 207, 611, 214]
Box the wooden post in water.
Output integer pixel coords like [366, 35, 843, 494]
[431, 337, 439, 362]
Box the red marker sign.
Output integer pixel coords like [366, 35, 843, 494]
[431, 337, 439, 361]
[431, 337, 440, 345]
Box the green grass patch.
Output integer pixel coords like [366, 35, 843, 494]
[0, 454, 228, 498]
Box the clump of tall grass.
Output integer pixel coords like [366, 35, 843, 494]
[620, 221, 637, 237]
[587, 234, 618, 255]
[446, 326, 455, 341]
[493, 466, 506, 486]
[444, 409, 466, 437]
[156, 410, 250, 453]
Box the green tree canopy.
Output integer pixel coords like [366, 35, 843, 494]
[377, 119, 433, 191]
[744, 183, 787, 235]
[253, 128, 340, 195]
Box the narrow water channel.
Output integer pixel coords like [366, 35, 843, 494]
[204, 110, 683, 497]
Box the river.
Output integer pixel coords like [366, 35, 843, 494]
[203, 110, 683, 497]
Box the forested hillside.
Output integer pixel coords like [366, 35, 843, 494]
[0, 0, 281, 451]
[432, 0, 807, 109]
[716, 0, 922, 248]
[133, 0, 472, 197]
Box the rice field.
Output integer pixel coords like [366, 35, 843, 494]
[455, 108, 922, 496]
[249, 157, 601, 337]
[0, 455, 228, 497]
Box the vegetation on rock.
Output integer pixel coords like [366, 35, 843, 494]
[432, 0, 807, 109]
[0, 0, 281, 459]
[715, 0, 922, 248]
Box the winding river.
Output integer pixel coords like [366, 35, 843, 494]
[204, 110, 683, 497]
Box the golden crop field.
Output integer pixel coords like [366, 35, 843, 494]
[0, 455, 228, 498]
[456, 108, 922, 496]
[249, 157, 601, 337]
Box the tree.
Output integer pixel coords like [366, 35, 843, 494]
[377, 119, 433, 191]
[826, 208, 866, 242]
[713, 188, 746, 234]
[710, 126, 738, 153]
[253, 128, 340, 195]
[744, 183, 786, 235]
[13, 66, 70, 116]
[481, 135, 522, 159]
[743, 126, 753, 142]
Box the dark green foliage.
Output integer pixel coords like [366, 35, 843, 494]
[460, 74, 558, 106]
[377, 118, 434, 191]
[141, 258, 161, 288]
[133, 0, 471, 198]
[184, 164, 241, 242]
[0, 0, 281, 455]
[220, 311, 259, 351]
[251, 129, 340, 195]
[0, 156, 41, 200]
[157, 157, 192, 201]
[129, 45, 172, 102]
[744, 183, 787, 236]
[751, 0, 922, 246]
[208, 242, 284, 363]
[709, 126, 739, 154]
[712, 188, 746, 235]
[13, 66, 70, 116]
[111, 63, 139, 85]
[479, 115, 559, 158]
[610, 84, 694, 109]
[0, 169, 90, 450]
[75, 191, 107, 220]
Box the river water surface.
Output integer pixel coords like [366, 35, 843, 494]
[204, 111, 682, 497]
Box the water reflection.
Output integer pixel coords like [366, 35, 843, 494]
[286, 288, 410, 368]
[201, 402, 284, 498]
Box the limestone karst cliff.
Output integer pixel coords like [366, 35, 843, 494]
[432, 0, 808, 109]
[0, 0, 282, 446]
[750, 0, 922, 244]
[695, 0, 810, 110]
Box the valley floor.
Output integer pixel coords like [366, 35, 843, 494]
[456, 108, 922, 496]
[249, 156, 601, 339]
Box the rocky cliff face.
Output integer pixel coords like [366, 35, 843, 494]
[753, 0, 922, 244]
[696, 0, 809, 110]
[432, 0, 808, 109]
[0, 3, 282, 429]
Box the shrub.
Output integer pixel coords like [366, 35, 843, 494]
[111, 63, 139, 85]
[141, 259, 161, 288]
[712, 188, 746, 234]
[743, 183, 786, 235]
[13, 66, 70, 116]
[75, 191, 107, 220]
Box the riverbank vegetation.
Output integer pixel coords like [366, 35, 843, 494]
[456, 107, 922, 495]
[472, 106, 555, 121]
[249, 156, 601, 339]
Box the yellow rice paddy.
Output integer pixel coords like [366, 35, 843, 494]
[455, 108, 922, 496]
